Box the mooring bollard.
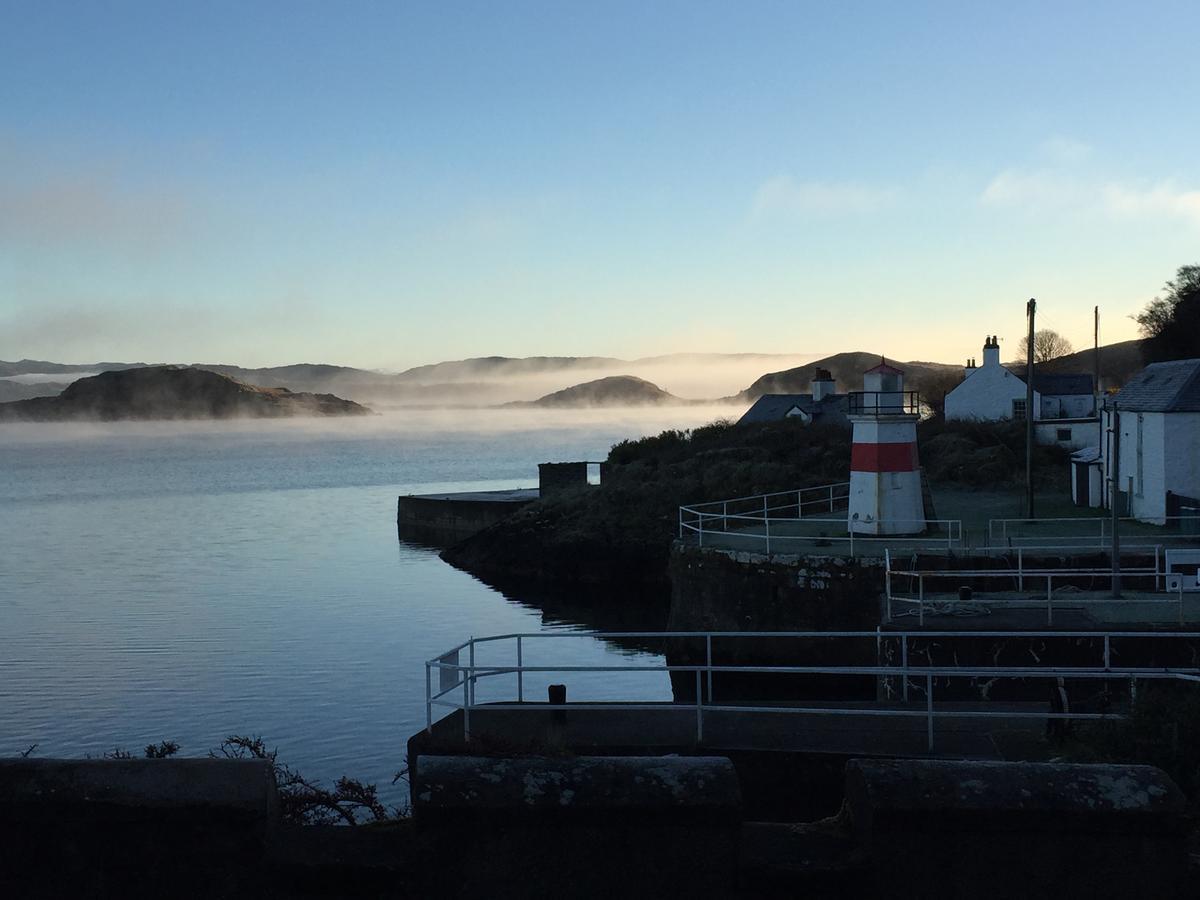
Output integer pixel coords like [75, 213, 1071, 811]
[549, 683, 567, 725]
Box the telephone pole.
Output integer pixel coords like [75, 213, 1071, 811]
[1110, 402, 1121, 598]
[1025, 298, 1036, 519]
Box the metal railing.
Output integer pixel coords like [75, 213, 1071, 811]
[678, 482, 961, 555]
[848, 390, 921, 415]
[988, 515, 1200, 548]
[884, 546, 1188, 625]
[424, 630, 1200, 752]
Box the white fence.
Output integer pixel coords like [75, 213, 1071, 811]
[678, 482, 961, 555]
[987, 515, 1200, 548]
[884, 546, 1191, 625]
[425, 629, 1200, 752]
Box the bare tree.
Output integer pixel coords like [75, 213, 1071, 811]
[1018, 329, 1073, 364]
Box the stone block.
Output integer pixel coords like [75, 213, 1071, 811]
[844, 758, 1188, 899]
[0, 758, 278, 897]
[413, 755, 741, 898]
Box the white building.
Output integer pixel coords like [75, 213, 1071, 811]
[945, 335, 1098, 449]
[1097, 358, 1200, 523]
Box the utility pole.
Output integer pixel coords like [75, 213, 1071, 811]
[1094, 306, 1101, 416]
[1025, 298, 1036, 519]
[1110, 402, 1121, 598]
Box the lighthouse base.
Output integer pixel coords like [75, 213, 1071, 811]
[847, 469, 926, 535]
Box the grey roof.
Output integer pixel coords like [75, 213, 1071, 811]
[1111, 358, 1200, 412]
[1032, 373, 1094, 396]
[1003, 367, 1094, 395]
[738, 393, 849, 426]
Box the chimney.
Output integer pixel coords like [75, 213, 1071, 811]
[982, 335, 1000, 368]
[811, 368, 835, 402]
[963, 357, 977, 379]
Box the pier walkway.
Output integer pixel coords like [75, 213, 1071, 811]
[421, 630, 1200, 761]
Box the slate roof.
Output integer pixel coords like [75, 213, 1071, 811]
[1002, 368, 1095, 396]
[1032, 373, 1094, 396]
[1111, 358, 1200, 412]
[738, 393, 850, 427]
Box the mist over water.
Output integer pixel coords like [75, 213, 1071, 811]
[0, 407, 740, 803]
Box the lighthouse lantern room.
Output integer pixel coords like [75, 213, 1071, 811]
[847, 358, 926, 535]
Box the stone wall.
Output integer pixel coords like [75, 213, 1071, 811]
[0, 759, 278, 897]
[845, 759, 1188, 899]
[413, 755, 742, 898]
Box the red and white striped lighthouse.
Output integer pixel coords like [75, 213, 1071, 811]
[847, 358, 925, 535]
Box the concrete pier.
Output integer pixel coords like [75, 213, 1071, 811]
[397, 487, 538, 545]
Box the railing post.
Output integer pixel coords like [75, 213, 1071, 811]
[902, 636, 909, 702]
[469, 639, 476, 707]
[918, 575, 924, 627]
[425, 662, 433, 734]
[926, 674, 934, 752]
[765, 516, 771, 556]
[1018, 548, 1023, 590]
[695, 670, 703, 743]
[517, 635, 524, 703]
[797, 489, 802, 519]
[678, 507, 683, 540]
[698, 513, 704, 548]
[850, 527, 854, 558]
[1047, 575, 1053, 625]
[463, 673, 471, 742]
[1103, 635, 1110, 670]
[722, 501, 728, 533]
[706, 635, 713, 704]
[829, 484, 834, 513]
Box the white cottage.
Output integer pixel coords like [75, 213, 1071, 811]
[1098, 358, 1200, 523]
[945, 335, 1098, 449]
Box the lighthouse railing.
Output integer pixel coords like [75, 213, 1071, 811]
[848, 390, 921, 415]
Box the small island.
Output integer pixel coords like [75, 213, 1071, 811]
[0, 366, 373, 422]
[504, 374, 682, 408]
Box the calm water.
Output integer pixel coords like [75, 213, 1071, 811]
[0, 407, 737, 805]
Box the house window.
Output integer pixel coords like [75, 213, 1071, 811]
[1057, 428, 1072, 442]
[1012, 399, 1027, 420]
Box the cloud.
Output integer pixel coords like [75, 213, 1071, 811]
[981, 166, 1200, 228]
[979, 169, 1088, 210]
[1101, 181, 1200, 225]
[750, 176, 898, 219]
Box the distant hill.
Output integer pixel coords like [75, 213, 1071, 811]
[506, 375, 682, 408]
[0, 380, 69, 402]
[0, 367, 372, 422]
[0, 359, 149, 378]
[0, 353, 816, 406]
[1031, 338, 1144, 389]
[733, 352, 961, 402]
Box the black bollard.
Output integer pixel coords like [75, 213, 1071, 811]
[549, 684, 567, 726]
[958, 586, 972, 603]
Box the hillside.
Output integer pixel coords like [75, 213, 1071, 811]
[733, 352, 961, 402]
[1033, 338, 1144, 388]
[506, 375, 682, 408]
[0, 367, 372, 422]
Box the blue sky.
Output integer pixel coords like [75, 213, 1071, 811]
[2, 1, 1198, 369]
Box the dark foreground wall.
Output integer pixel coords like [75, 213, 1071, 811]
[845, 759, 1189, 900]
[0, 758, 278, 898]
[413, 755, 742, 899]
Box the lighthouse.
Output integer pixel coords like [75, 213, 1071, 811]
[847, 358, 925, 535]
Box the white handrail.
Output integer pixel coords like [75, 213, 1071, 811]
[425, 629, 1200, 752]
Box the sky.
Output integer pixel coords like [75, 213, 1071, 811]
[2, 1, 1198, 370]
